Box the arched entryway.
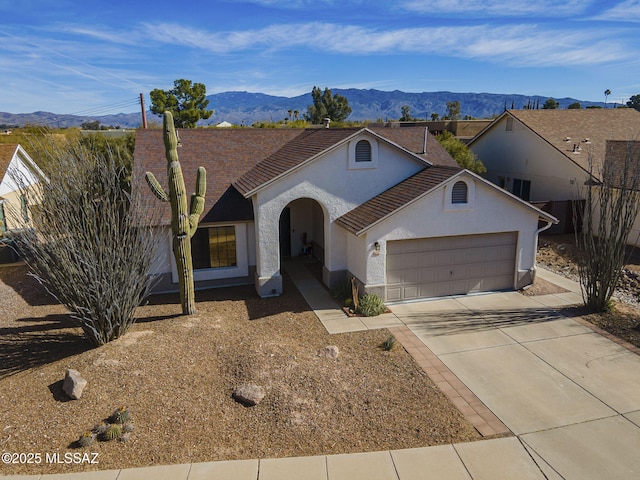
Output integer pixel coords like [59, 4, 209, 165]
[279, 198, 325, 264]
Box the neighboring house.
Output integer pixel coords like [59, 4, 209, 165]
[134, 125, 556, 303]
[0, 144, 39, 236]
[467, 108, 640, 232]
[594, 140, 640, 246]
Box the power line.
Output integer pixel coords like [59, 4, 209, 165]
[67, 97, 142, 117]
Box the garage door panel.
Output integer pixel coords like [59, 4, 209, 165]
[386, 233, 517, 302]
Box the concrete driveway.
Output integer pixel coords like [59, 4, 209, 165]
[392, 290, 640, 479]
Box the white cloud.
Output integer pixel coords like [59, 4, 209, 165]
[593, 0, 640, 22]
[138, 21, 631, 67]
[401, 0, 590, 16]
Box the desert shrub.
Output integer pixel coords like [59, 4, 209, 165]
[381, 335, 396, 351]
[356, 293, 387, 317]
[7, 137, 163, 346]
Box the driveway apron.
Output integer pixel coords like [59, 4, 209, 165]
[393, 290, 640, 479]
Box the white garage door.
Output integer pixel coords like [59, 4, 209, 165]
[386, 232, 517, 302]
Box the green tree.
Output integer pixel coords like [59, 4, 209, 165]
[431, 113, 440, 121]
[400, 105, 413, 122]
[627, 94, 640, 112]
[567, 102, 582, 109]
[7, 137, 162, 345]
[444, 101, 461, 120]
[150, 79, 213, 128]
[305, 86, 352, 124]
[436, 131, 486, 174]
[542, 98, 559, 109]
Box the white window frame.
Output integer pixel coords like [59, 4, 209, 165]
[445, 178, 474, 211]
[348, 137, 378, 170]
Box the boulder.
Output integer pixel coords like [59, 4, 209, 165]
[232, 384, 265, 407]
[62, 369, 87, 400]
[318, 345, 340, 358]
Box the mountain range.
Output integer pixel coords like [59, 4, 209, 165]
[0, 89, 609, 129]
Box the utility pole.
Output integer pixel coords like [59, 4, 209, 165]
[139, 93, 148, 129]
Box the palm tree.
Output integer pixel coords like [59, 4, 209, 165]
[605, 89, 611, 108]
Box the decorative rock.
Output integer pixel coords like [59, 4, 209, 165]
[63, 369, 87, 400]
[318, 345, 339, 358]
[232, 384, 265, 407]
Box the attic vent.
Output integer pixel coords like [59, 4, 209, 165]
[355, 140, 372, 162]
[564, 136, 571, 142]
[451, 181, 468, 204]
[582, 138, 591, 144]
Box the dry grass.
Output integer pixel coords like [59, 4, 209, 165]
[0, 265, 480, 476]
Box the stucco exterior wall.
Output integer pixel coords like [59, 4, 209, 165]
[252, 132, 426, 296]
[361, 173, 546, 289]
[471, 116, 590, 201]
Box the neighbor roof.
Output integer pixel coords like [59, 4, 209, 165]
[135, 126, 458, 226]
[602, 140, 640, 190]
[470, 109, 640, 178]
[0, 144, 19, 179]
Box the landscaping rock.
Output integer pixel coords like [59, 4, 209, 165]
[63, 369, 87, 400]
[232, 384, 265, 407]
[318, 345, 339, 358]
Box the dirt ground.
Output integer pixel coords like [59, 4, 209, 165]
[3, 235, 640, 475]
[0, 264, 480, 476]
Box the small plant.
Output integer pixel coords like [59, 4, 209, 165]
[76, 431, 96, 447]
[101, 424, 122, 442]
[381, 335, 396, 351]
[331, 274, 353, 304]
[92, 421, 109, 435]
[110, 406, 131, 424]
[122, 422, 135, 433]
[356, 293, 387, 317]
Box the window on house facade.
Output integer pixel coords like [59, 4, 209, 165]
[191, 226, 237, 269]
[512, 178, 531, 201]
[498, 176, 507, 189]
[451, 181, 468, 204]
[355, 140, 372, 162]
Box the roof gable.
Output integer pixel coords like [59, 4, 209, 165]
[335, 165, 462, 235]
[336, 166, 558, 236]
[470, 109, 640, 178]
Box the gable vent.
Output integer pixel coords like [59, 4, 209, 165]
[451, 181, 468, 204]
[355, 140, 372, 162]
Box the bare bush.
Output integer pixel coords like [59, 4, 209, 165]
[6, 138, 163, 346]
[575, 140, 640, 312]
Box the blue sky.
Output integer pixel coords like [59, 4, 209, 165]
[1, 0, 639, 115]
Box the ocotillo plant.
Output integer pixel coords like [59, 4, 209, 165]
[145, 111, 206, 315]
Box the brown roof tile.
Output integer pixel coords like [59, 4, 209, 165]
[368, 126, 458, 167]
[0, 144, 18, 179]
[506, 109, 640, 177]
[233, 128, 362, 195]
[134, 126, 460, 226]
[335, 165, 462, 235]
[134, 128, 304, 225]
[602, 140, 640, 189]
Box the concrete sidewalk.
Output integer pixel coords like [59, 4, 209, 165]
[7, 263, 640, 479]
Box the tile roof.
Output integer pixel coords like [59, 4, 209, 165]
[0, 144, 18, 179]
[134, 128, 304, 225]
[233, 126, 458, 196]
[602, 140, 640, 190]
[505, 109, 640, 177]
[335, 165, 463, 235]
[134, 126, 459, 226]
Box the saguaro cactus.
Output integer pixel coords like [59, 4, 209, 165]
[145, 111, 206, 315]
